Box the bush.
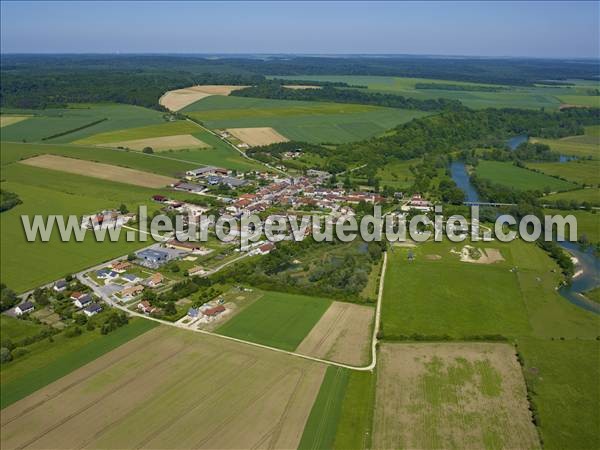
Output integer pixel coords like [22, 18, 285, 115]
[12, 347, 29, 358]
[142, 147, 154, 154]
[0, 347, 12, 363]
[64, 326, 82, 338]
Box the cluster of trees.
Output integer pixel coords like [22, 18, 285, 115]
[0, 190, 22, 212]
[480, 142, 560, 162]
[144, 276, 217, 319]
[231, 82, 464, 112]
[0, 284, 18, 311]
[99, 311, 129, 335]
[213, 239, 385, 302]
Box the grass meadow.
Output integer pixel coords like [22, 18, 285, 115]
[545, 208, 600, 244]
[528, 160, 600, 186]
[544, 187, 600, 205]
[517, 338, 600, 450]
[532, 126, 599, 159]
[73, 120, 202, 145]
[0, 315, 45, 342]
[0, 318, 157, 409]
[183, 96, 428, 144]
[475, 160, 576, 191]
[216, 290, 332, 351]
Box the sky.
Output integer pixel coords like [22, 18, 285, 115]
[1, 1, 598, 58]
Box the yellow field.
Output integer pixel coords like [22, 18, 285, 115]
[295, 301, 374, 366]
[159, 85, 248, 111]
[282, 85, 322, 90]
[101, 134, 209, 151]
[0, 115, 30, 128]
[226, 127, 289, 147]
[373, 343, 540, 450]
[20, 154, 178, 188]
[0, 326, 327, 450]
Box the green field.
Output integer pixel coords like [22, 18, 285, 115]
[0, 315, 45, 342]
[183, 96, 429, 144]
[544, 209, 600, 244]
[382, 239, 599, 340]
[1, 141, 196, 176]
[270, 75, 575, 110]
[532, 127, 599, 159]
[555, 94, 600, 108]
[298, 366, 350, 450]
[0, 318, 157, 409]
[0, 156, 190, 292]
[517, 338, 600, 450]
[0, 104, 165, 143]
[475, 160, 576, 191]
[216, 290, 331, 350]
[73, 120, 202, 145]
[544, 187, 600, 206]
[583, 287, 600, 303]
[528, 160, 600, 186]
[332, 370, 376, 450]
[382, 241, 531, 339]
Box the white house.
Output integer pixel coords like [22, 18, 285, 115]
[15, 301, 34, 316]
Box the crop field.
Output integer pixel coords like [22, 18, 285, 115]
[1, 319, 157, 409]
[226, 126, 289, 147]
[475, 160, 577, 191]
[271, 75, 571, 110]
[159, 85, 249, 111]
[105, 134, 208, 151]
[296, 301, 374, 366]
[517, 338, 600, 450]
[543, 187, 600, 205]
[0, 326, 327, 450]
[0, 104, 165, 143]
[74, 120, 202, 145]
[20, 154, 178, 188]
[372, 343, 540, 450]
[183, 96, 429, 144]
[1, 141, 197, 177]
[0, 115, 30, 128]
[216, 290, 332, 351]
[528, 160, 600, 186]
[298, 366, 350, 450]
[555, 94, 600, 107]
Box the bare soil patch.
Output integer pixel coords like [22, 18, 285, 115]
[451, 245, 505, 264]
[373, 343, 540, 450]
[295, 301, 374, 366]
[20, 154, 177, 188]
[226, 127, 290, 147]
[425, 254, 442, 260]
[0, 115, 30, 128]
[101, 134, 209, 151]
[1, 326, 326, 450]
[159, 85, 248, 111]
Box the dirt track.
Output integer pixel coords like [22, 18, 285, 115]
[0, 326, 326, 450]
[159, 85, 248, 111]
[20, 154, 178, 188]
[227, 127, 289, 147]
[296, 301, 374, 366]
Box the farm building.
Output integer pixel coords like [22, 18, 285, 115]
[83, 303, 103, 317]
[202, 305, 225, 317]
[15, 301, 34, 316]
[186, 166, 229, 178]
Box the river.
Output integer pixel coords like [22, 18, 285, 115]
[450, 158, 599, 313]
